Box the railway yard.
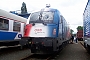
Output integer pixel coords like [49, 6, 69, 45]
[0, 0, 90, 60]
[0, 41, 90, 60]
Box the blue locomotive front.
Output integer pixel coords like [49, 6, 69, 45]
[24, 6, 71, 54]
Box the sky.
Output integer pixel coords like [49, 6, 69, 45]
[0, 0, 88, 33]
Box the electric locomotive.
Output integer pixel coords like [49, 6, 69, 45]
[24, 5, 71, 54]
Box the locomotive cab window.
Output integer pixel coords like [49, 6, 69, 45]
[0, 18, 9, 30]
[41, 12, 54, 20]
[13, 21, 21, 32]
[30, 12, 40, 22]
[29, 11, 54, 23]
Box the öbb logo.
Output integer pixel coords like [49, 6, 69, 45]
[34, 29, 42, 31]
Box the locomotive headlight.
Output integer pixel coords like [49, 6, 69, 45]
[53, 28, 56, 35]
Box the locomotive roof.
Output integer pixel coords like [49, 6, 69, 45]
[0, 9, 27, 23]
[41, 7, 58, 12]
[31, 7, 60, 13]
[40, 7, 62, 16]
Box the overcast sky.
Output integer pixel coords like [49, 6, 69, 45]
[0, 0, 88, 33]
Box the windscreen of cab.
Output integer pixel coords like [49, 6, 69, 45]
[29, 11, 54, 23]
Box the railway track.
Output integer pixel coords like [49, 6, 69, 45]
[20, 46, 64, 60]
[20, 54, 52, 60]
[20, 50, 62, 60]
[20, 42, 89, 60]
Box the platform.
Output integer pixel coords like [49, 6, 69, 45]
[56, 41, 90, 60]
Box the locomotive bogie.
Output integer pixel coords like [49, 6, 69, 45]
[30, 37, 62, 53]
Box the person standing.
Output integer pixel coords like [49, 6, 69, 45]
[75, 37, 78, 44]
[71, 35, 74, 43]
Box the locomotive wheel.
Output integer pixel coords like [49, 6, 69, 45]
[31, 48, 36, 53]
[31, 44, 36, 53]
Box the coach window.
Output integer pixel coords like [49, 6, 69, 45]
[13, 21, 21, 32]
[0, 18, 9, 30]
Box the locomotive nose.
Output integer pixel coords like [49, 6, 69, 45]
[24, 24, 32, 37]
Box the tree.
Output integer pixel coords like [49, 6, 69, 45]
[70, 29, 74, 35]
[76, 26, 83, 31]
[21, 2, 27, 14]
